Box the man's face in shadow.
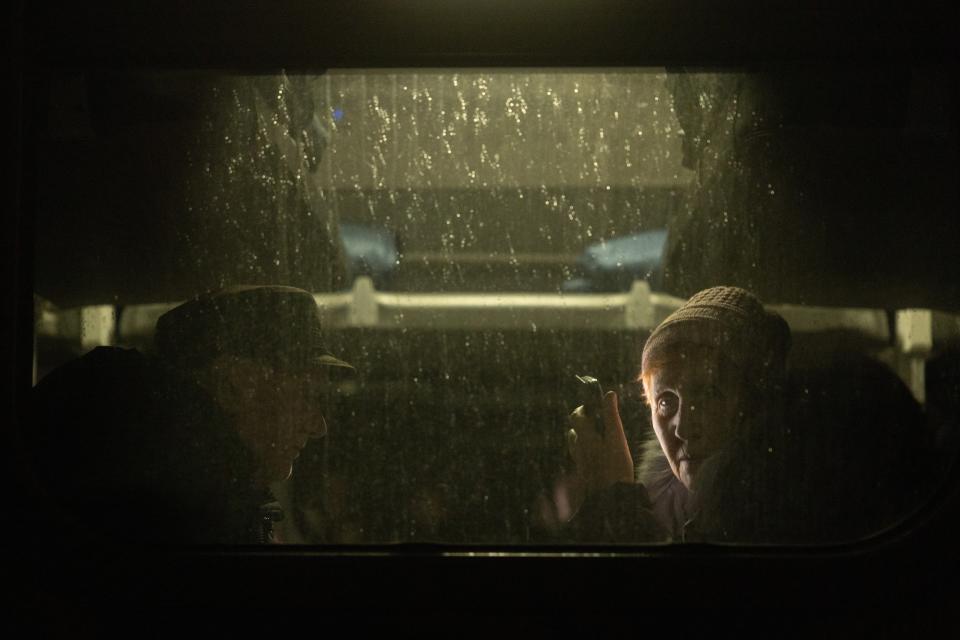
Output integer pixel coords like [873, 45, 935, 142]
[216, 357, 330, 484]
[644, 345, 747, 491]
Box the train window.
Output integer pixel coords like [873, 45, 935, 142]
[30, 66, 960, 548]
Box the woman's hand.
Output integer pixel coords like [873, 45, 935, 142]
[553, 390, 634, 522]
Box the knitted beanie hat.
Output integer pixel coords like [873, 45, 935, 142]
[641, 286, 790, 377]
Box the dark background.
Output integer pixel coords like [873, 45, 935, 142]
[8, 0, 960, 632]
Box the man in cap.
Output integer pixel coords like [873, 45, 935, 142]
[28, 285, 353, 545]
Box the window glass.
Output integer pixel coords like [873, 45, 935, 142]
[31, 68, 960, 546]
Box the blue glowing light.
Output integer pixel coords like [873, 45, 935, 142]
[332, 108, 344, 122]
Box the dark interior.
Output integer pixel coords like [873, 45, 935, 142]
[10, 0, 960, 627]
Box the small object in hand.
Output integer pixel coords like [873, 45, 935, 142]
[575, 374, 606, 437]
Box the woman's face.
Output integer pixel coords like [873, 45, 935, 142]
[644, 346, 747, 491]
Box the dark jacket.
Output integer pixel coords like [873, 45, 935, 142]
[566, 480, 671, 544]
[27, 346, 280, 545]
[637, 432, 803, 544]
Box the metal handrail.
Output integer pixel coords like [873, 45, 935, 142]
[35, 277, 955, 401]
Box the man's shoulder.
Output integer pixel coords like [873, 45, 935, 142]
[38, 346, 151, 383]
[33, 346, 162, 420]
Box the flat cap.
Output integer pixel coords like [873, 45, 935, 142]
[154, 285, 353, 373]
